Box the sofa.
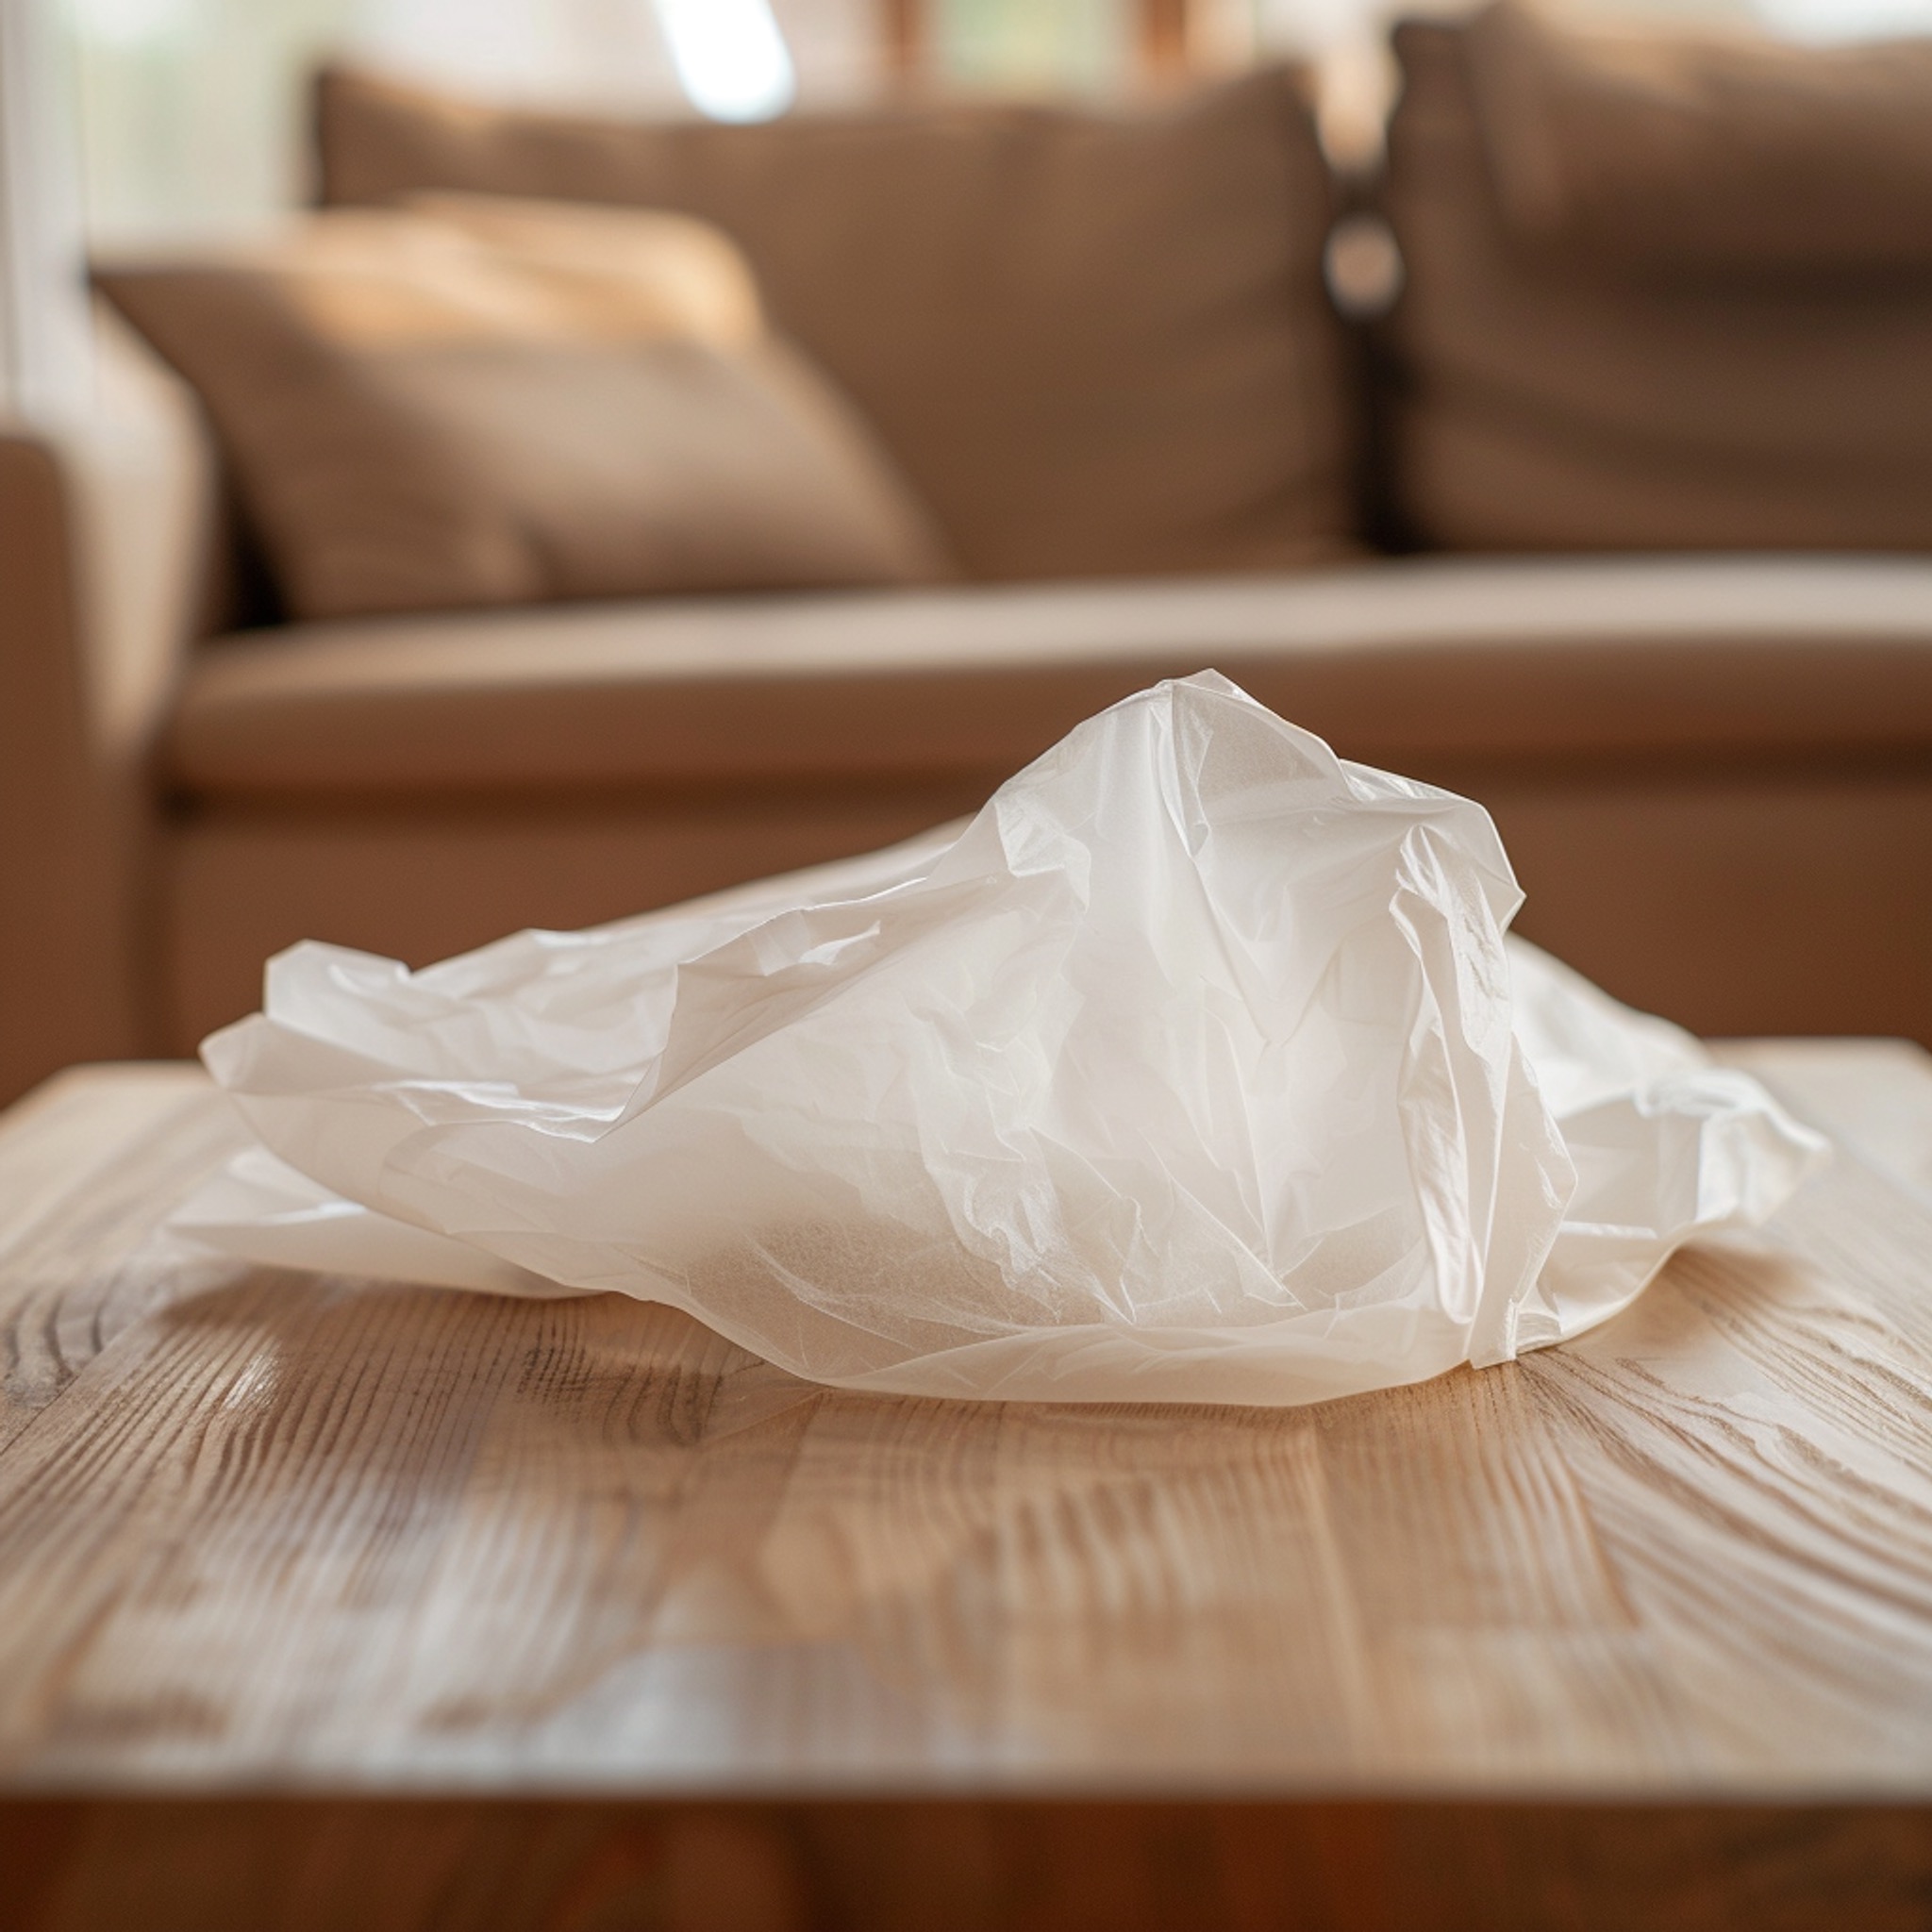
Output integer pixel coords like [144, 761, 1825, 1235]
[6, 2, 1932, 1108]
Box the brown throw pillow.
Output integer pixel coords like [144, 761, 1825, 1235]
[96, 200, 952, 622]
[312, 64, 1355, 584]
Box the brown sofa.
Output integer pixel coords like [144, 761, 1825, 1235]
[7, 9, 1932, 1108]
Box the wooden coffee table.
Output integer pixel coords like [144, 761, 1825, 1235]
[3, 1046, 1932, 1929]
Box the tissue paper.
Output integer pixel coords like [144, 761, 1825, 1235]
[180, 672, 1824, 1405]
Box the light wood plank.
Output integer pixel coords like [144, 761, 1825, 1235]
[1725, 1037, 1932, 1208]
[0, 1063, 244, 1448]
[0, 1052, 1928, 1798]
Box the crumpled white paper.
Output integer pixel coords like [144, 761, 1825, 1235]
[177, 672, 1824, 1406]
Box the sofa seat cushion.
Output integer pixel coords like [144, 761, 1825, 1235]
[164, 558, 1932, 805]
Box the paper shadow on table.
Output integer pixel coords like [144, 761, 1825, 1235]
[8, 1220, 1930, 1793]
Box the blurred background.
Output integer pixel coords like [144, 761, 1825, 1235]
[8, 0, 1932, 421]
[55, 0, 1932, 244]
[8, 0, 1932, 1097]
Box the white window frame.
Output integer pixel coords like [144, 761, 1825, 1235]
[0, 0, 91, 422]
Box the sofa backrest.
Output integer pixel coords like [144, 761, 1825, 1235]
[313, 65, 1357, 586]
[1380, 9, 1932, 555]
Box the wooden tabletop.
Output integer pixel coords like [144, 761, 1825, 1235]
[2, 1044, 1932, 1805]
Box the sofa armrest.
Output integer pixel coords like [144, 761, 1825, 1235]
[0, 323, 219, 1101]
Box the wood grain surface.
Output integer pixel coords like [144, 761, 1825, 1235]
[7, 1050, 1932, 1926]
[1, 1047, 1930, 1805]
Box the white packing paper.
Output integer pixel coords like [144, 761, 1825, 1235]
[177, 672, 1825, 1405]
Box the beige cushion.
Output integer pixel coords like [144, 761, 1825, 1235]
[314, 64, 1355, 583]
[1466, 0, 1932, 274]
[1382, 16, 1932, 553]
[164, 558, 1932, 803]
[96, 202, 949, 622]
